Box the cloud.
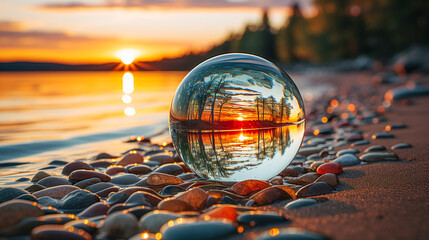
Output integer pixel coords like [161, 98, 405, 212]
[0, 21, 24, 31]
[40, 0, 312, 10]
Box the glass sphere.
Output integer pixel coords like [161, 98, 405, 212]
[169, 53, 305, 181]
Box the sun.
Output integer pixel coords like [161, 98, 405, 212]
[116, 49, 140, 65]
[237, 116, 244, 121]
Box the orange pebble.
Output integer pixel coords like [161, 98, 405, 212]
[231, 179, 271, 196]
[200, 206, 237, 222]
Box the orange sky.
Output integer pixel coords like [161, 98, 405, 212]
[0, 0, 313, 64]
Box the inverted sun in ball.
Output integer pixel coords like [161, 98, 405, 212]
[169, 53, 305, 181]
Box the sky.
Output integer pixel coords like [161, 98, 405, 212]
[0, 0, 313, 63]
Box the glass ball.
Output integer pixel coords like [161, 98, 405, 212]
[169, 53, 305, 181]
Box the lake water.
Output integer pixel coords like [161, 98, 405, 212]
[0, 71, 331, 186]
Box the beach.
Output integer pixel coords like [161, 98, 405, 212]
[0, 70, 428, 240]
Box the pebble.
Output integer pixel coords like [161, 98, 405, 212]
[0, 187, 32, 204]
[315, 173, 339, 187]
[231, 179, 271, 196]
[250, 187, 293, 205]
[95, 152, 116, 159]
[278, 168, 299, 177]
[98, 212, 139, 239]
[31, 225, 92, 240]
[90, 160, 113, 168]
[48, 160, 68, 166]
[110, 174, 141, 185]
[174, 188, 208, 211]
[125, 191, 162, 207]
[160, 219, 236, 240]
[26, 184, 46, 193]
[15, 194, 38, 202]
[69, 170, 111, 182]
[360, 152, 399, 162]
[200, 206, 237, 222]
[147, 172, 184, 186]
[77, 202, 110, 218]
[122, 205, 153, 219]
[62, 161, 94, 175]
[117, 152, 144, 166]
[154, 164, 184, 175]
[58, 189, 101, 212]
[161, 185, 185, 196]
[298, 147, 323, 156]
[158, 199, 190, 212]
[64, 219, 98, 236]
[256, 228, 327, 240]
[0, 200, 43, 229]
[147, 153, 175, 164]
[310, 161, 325, 171]
[237, 211, 288, 226]
[391, 143, 412, 149]
[284, 198, 319, 210]
[351, 140, 370, 146]
[31, 171, 51, 182]
[286, 172, 319, 185]
[95, 186, 120, 198]
[371, 132, 394, 139]
[336, 148, 360, 157]
[364, 145, 387, 152]
[37, 176, 71, 188]
[317, 162, 343, 175]
[346, 133, 363, 142]
[139, 210, 182, 233]
[388, 123, 407, 130]
[74, 177, 101, 189]
[384, 82, 429, 101]
[128, 165, 153, 174]
[333, 154, 361, 167]
[296, 182, 336, 198]
[105, 166, 126, 175]
[37, 196, 60, 208]
[85, 182, 115, 193]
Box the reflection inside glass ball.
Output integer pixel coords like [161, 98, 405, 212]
[169, 53, 305, 181]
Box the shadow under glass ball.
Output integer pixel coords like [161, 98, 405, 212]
[169, 53, 305, 181]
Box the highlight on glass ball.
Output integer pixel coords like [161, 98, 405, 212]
[169, 53, 305, 181]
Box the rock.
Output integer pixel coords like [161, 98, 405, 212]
[58, 190, 101, 212]
[371, 133, 394, 139]
[250, 187, 293, 205]
[317, 162, 343, 175]
[160, 219, 236, 240]
[284, 198, 319, 210]
[298, 147, 323, 156]
[336, 148, 360, 157]
[0, 200, 43, 229]
[364, 145, 387, 152]
[69, 170, 111, 182]
[315, 173, 339, 187]
[98, 212, 139, 239]
[31, 224, 92, 240]
[49, 160, 68, 166]
[351, 140, 370, 147]
[286, 172, 319, 185]
[385, 82, 429, 101]
[122, 205, 153, 219]
[269, 176, 283, 185]
[128, 165, 152, 175]
[174, 188, 209, 211]
[15, 194, 37, 202]
[296, 182, 336, 198]
[37, 196, 60, 208]
[155, 164, 184, 175]
[0, 187, 32, 204]
[147, 153, 175, 164]
[106, 166, 126, 175]
[90, 160, 113, 168]
[256, 228, 327, 240]
[125, 191, 162, 207]
[310, 161, 325, 171]
[85, 182, 115, 193]
[237, 211, 288, 226]
[95, 152, 116, 160]
[37, 176, 71, 188]
[231, 180, 271, 196]
[77, 202, 110, 218]
[31, 171, 51, 182]
[62, 162, 94, 175]
[64, 219, 98, 236]
[391, 143, 412, 150]
[111, 174, 141, 185]
[158, 199, 191, 212]
[147, 172, 184, 186]
[139, 210, 182, 233]
[25, 184, 46, 193]
[360, 152, 399, 162]
[95, 186, 120, 198]
[388, 124, 407, 130]
[278, 168, 299, 177]
[161, 185, 185, 196]
[346, 134, 363, 142]
[199, 206, 237, 222]
[117, 152, 144, 166]
[74, 177, 101, 189]
[333, 154, 360, 167]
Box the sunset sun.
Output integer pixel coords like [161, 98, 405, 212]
[116, 49, 140, 65]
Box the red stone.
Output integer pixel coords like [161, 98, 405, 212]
[231, 180, 271, 196]
[316, 162, 344, 175]
[106, 166, 126, 175]
[69, 170, 111, 182]
[62, 162, 94, 175]
[199, 206, 237, 222]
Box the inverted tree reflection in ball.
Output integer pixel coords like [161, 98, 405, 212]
[169, 53, 305, 181]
